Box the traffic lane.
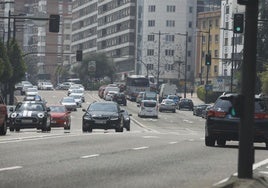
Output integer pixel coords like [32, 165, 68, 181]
[0, 130, 240, 188]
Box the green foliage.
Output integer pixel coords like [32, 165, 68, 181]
[72, 52, 116, 87]
[196, 86, 222, 103]
[0, 40, 12, 83]
[260, 66, 268, 95]
[8, 40, 26, 84]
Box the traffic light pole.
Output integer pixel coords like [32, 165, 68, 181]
[205, 27, 211, 104]
[238, 0, 258, 179]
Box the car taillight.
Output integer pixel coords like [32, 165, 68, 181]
[207, 110, 227, 118]
[254, 113, 268, 119]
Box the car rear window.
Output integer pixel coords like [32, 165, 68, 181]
[143, 101, 157, 107]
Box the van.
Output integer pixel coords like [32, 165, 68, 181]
[159, 83, 177, 102]
[137, 100, 158, 118]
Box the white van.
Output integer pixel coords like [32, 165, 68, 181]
[138, 100, 158, 118]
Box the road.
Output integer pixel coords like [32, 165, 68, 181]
[0, 90, 268, 188]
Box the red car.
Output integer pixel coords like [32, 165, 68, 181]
[49, 105, 71, 130]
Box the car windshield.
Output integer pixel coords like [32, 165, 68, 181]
[62, 98, 75, 102]
[16, 103, 44, 111]
[49, 106, 66, 113]
[143, 101, 157, 107]
[88, 103, 118, 112]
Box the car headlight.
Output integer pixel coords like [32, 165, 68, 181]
[37, 113, 45, 118]
[11, 113, 17, 118]
[83, 115, 92, 120]
[110, 115, 119, 120]
[125, 117, 130, 121]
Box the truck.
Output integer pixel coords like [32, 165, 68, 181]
[159, 83, 178, 102]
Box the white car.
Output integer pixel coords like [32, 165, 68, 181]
[41, 82, 54, 90]
[68, 84, 85, 95]
[69, 89, 85, 102]
[138, 100, 158, 118]
[60, 97, 77, 111]
[69, 94, 82, 107]
[25, 87, 38, 96]
[105, 91, 118, 101]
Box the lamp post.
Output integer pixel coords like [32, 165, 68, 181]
[176, 32, 188, 98]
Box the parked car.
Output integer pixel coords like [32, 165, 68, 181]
[9, 101, 51, 132]
[122, 109, 132, 131]
[49, 105, 71, 130]
[138, 100, 158, 118]
[178, 98, 194, 111]
[159, 99, 176, 113]
[60, 97, 77, 111]
[82, 101, 124, 132]
[113, 92, 127, 106]
[0, 95, 7, 135]
[201, 105, 213, 119]
[193, 104, 211, 117]
[205, 93, 268, 148]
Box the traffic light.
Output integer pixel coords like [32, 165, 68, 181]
[49, 14, 60, 33]
[233, 14, 244, 33]
[205, 54, 211, 66]
[76, 50, 83, 61]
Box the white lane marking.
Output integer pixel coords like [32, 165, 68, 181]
[0, 166, 23, 172]
[169, 141, 178, 144]
[143, 136, 158, 138]
[81, 154, 100, 159]
[183, 119, 193, 123]
[132, 146, 149, 150]
[259, 171, 268, 175]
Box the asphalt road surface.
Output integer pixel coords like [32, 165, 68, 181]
[1, 90, 268, 188]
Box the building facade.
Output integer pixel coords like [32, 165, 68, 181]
[136, 0, 197, 90]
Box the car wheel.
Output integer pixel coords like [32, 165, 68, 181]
[265, 142, 268, 150]
[217, 139, 226, 146]
[205, 136, 215, 146]
[0, 120, 7, 135]
[9, 127, 14, 132]
[125, 123, 130, 131]
[46, 126, 51, 132]
[15, 127, 20, 132]
[82, 124, 88, 132]
[173, 109, 176, 113]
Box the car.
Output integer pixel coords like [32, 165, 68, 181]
[178, 98, 194, 111]
[138, 100, 158, 118]
[166, 94, 181, 105]
[112, 92, 127, 106]
[21, 83, 33, 95]
[159, 99, 176, 113]
[201, 105, 213, 119]
[136, 92, 145, 104]
[105, 91, 118, 101]
[82, 101, 124, 132]
[56, 82, 73, 90]
[49, 105, 71, 130]
[103, 86, 120, 99]
[122, 109, 132, 131]
[9, 101, 51, 132]
[68, 89, 85, 102]
[0, 95, 7, 135]
[68, 84, 84, 95]
[40, 81, 54, 90]
[60, 97, 77, 111]
[69, 94, 83, 108]
[25, 87, 38, 96]
[193, 104, 211, 117]
[205, 93, 268, 148]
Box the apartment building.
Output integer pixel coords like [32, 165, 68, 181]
[136, 0, 197, 88]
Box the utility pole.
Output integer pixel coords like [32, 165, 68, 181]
[205, 27, 211, 104]
[157, 31, 161, 91]
[238, 0, 258, 179]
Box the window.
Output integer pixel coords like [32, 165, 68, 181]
[165, 49, 174, 56]
[147, 64, 154, 70]
[165, 35, 174, 42]
[215, 19, 219, 27]
[202, 21, 206, 29]
[148, 20, 155, 27]
[214, 65, 218, 73]
[167, 5, 175, 12]
[189, 6, 193, 13]
[188, 21, 192, 28]
[166, 20, 175, 27]
[214, 50, 219, 58]
[148, 5, 155, 12]
[224, 38, 228, 46]
[202, 36, 206, 44]
[147, 49, 154, 56]
[215, 35, 219, 43]
[148, 35, 155, 41]
[165, 64, 174, 70]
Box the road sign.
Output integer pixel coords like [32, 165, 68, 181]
[205, 84, 212, 91]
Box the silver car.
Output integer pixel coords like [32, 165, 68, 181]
[159, 99, 176, 113]
[60, 97, 77, 111]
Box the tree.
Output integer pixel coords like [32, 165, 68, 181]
[8, 39, 26, 104]
[72, 53, 116, 88]
[0, 40, 13, 103]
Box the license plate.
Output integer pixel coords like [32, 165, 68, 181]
[22, 119, 32, 123]
[95, 120, 106, 124]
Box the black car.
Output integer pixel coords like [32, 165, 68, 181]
[9, 101, 51, 132]
[193, 104, 211, 117]
[82, 101, 124, 132]
[178, 98, 194, 111]
[112, 92, 127, 106]
[122, 109, 132, 131]
[205, 93, 268, 148]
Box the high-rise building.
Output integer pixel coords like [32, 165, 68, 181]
[136, 0, 197, 88]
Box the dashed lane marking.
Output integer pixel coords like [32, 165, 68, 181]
[0, 166, 23, 172]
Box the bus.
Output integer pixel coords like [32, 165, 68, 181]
[125, 75, 150, 101]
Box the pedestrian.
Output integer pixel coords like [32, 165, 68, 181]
[191, 89, 193, 98]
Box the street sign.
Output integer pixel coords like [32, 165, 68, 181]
[205, 84, 212, 91]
